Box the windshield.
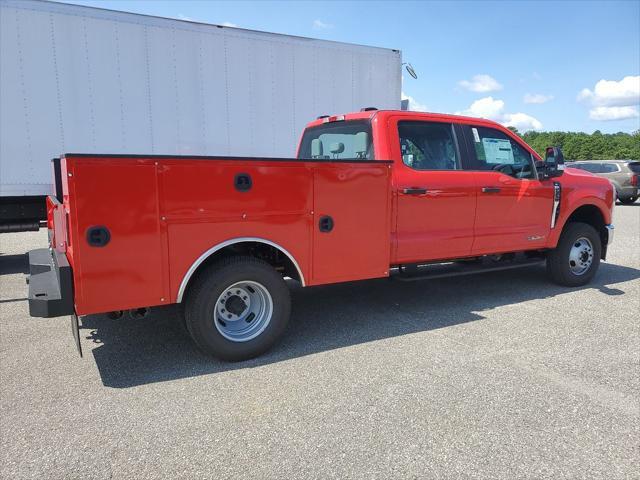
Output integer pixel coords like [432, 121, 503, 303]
[298, 120, 374, 160]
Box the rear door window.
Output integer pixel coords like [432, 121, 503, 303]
[398, 121, 460, 170]
[573, 162, 603, 173]
[601, 163, 620, 173]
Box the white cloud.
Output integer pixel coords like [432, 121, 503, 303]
[578, 76, 640, 107]
[503, 112, 543, 131]
[457, 96, 543, 131]
[588, 106, 639, 121]
[312, 19, 332, 30]
[458, 74, 503, 93]
[177, 13, 193, 21]
[222, 21, 238, 27]
[523, 93, 554, 104]
[401, 92, 428, 112]
[457, 96, 504, 120]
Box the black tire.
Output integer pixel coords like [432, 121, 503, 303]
[547, 222, 601, 287]
[184, 256, 291, 361]
[619, 196, 637, 205]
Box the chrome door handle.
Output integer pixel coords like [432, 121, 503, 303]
[402, 187, 427, 195]
[482, 187, 501, 193]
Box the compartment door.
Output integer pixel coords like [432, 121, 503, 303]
[69, 159, 164, 315]
[311, 163, 391, 285]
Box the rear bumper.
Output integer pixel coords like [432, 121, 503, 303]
[27, 248, 74, 317]
[618, 186, 639, 199]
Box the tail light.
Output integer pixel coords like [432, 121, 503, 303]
[632, 174, 638, 187]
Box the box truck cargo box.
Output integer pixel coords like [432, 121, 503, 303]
[0, 0, 401, 231]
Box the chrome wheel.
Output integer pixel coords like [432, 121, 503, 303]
[214, 281, 273, 342]
[568, 237, 594, 276]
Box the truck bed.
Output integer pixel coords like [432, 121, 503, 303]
[54, 155, 392, 315]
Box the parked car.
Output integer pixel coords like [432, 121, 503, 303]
[567, 160, 639, 204]
[27, 110, 615, 361]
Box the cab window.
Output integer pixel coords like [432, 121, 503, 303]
[466, 126, 535, 179]
[398, 121, 460, 171]
[298, 120, 374, 160]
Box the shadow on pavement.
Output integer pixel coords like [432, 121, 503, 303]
[0, 253, 28, 275]
[81, 262, 640, 388]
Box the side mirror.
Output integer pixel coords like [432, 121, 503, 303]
[537, 146, 565, 179]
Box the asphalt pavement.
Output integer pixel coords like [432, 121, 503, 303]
[1, 205, 639, 479]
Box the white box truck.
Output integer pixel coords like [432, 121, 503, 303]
[0, 0, 402, 232]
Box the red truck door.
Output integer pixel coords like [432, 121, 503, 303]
[392, 119, 477, 263]
[460, 125, 554, 254]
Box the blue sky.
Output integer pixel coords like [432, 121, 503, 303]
[60, 0, 640, 133]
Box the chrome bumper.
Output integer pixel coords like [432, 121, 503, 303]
[605, 224, 614, 245]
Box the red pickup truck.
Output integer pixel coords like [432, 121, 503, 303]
[27, 110, 615, 360]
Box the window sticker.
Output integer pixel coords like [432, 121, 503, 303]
[482, 138, 515, 164]
[472, 127, 480, 143]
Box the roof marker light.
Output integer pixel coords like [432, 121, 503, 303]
[323, 115, 345, 123]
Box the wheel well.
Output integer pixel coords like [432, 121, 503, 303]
[564, 204, 608, 255]
[178, 240, 303, 302]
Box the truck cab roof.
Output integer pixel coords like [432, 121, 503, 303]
[306, 110, 508, 130]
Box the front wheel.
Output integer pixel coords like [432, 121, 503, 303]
[619, 196, 638, 205]
[547, 222, 601, 287]
[184, 256, 291, 361]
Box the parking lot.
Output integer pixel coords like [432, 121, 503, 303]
[0, 205, 638, 479]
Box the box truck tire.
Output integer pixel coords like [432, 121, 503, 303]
[184, 256, 291, 361]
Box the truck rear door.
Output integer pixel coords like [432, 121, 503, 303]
[391, 118, 476, 263]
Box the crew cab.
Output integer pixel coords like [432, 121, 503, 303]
[27, 110, 615, 361]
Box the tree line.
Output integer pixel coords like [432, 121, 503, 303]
[508, 128, 640, 161]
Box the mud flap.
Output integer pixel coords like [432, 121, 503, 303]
[71, 313, 82, 357]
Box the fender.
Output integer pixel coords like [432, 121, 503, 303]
[176, 237, 306, 303]
[547, 188, 613, 248]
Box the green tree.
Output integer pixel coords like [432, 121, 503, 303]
[520, 130, 640, 160]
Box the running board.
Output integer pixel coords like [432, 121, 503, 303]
[392, 256, 545, 282]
